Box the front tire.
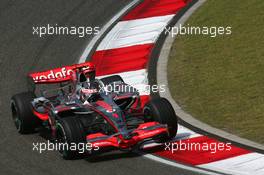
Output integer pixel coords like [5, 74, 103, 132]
[11, 92, 41, 134]
[56, 117, 86, 160]
[144, 98, 178, 140]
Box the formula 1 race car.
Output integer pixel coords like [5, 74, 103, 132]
[10, 62, 178, 159]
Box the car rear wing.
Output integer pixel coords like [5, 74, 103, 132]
[28, 62, 94, 84]
[27, 62, 94, 92]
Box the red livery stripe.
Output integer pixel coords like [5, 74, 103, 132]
[122, 0, 187, 21]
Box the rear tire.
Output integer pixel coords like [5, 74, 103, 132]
[56, 117, 86, 160]
[144, 98, 178, 140]
[11, 92, 41, 134]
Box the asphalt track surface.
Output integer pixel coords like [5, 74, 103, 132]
[0, 1, 199, 175]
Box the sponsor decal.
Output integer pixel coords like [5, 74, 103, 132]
[31, 67, 74, 82]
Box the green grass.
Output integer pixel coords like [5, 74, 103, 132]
[168, 0, 264, 144]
